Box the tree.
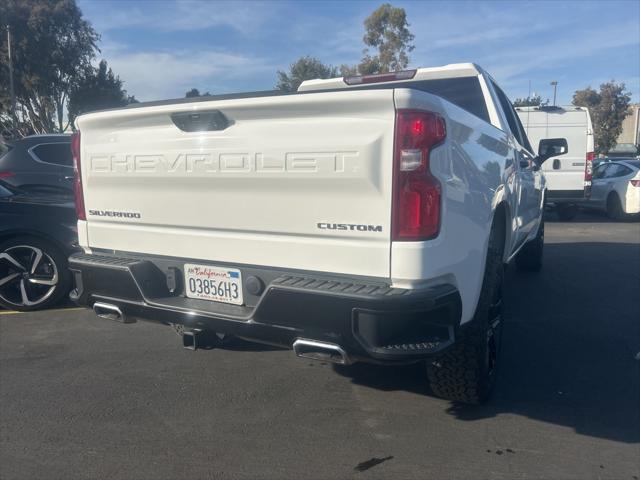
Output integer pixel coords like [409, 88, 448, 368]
[339, 64, 358, 77]
[359, 3, 414, 74]
[276, 56, 338, 92]
[185, 88, 211, 98]
[573, 82, 632, 155]
[513, 95, 543, 107]
[0, 0, 100, 137]
[67, 60, 137, 126]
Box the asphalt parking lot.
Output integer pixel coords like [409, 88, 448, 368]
[1, 211, 639, 480]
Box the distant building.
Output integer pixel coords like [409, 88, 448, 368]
[609, 104, 640, 157]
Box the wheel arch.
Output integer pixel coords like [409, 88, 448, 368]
[0, 229, 68, 253]
[606, 189, 620, 204]
[492, 202, 509, 263]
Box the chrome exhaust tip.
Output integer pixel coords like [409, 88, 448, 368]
[92, 302, 134, 324]
[292, 339, 351, 365]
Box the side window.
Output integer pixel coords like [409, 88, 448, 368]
[512, 108, 534, 153]
[412, 77, 490, 123]
[593, 164, 607, 179]
[31, 143, 72, 167]
[604, 165, 620, 178]
[615, 166, 632, 177]
[492, 83, 532, 151]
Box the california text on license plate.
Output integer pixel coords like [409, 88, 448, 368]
[184, 264, 243, 305]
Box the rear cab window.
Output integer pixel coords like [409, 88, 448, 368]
[30, 142, 73, 167]
[312, 76, 491, 124]
[401, 77, 490, 124]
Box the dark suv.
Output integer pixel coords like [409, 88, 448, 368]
[0, 134, 73, 196]
[0, 180, 78, 310]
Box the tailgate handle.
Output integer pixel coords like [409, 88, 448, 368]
[171, 110, 230, 132]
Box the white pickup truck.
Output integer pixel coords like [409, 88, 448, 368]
[69, 63, 567, 404]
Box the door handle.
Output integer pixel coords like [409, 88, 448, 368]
[63, 176, 74, 180]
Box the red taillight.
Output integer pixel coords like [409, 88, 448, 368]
[70, 131, 85, 220]
[0, 171, 14, 178]
[630, 180, 640, 187]
[343, 69, 416, 86]
[392, 110, 446, 241]
[584, 151, 594, 198]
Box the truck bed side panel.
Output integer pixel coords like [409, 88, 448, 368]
[391, 89, 513, 324]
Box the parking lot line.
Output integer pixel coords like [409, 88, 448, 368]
[0, 307, 85, 316]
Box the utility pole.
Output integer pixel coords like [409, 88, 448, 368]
[550, 81, 558, 107]
[6, 24, 17, 137]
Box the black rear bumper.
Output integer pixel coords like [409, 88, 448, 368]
[547, 190, 586, 203]
[69, 252, 462, 364]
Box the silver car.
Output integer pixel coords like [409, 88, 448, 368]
[588, 160, 640, 219]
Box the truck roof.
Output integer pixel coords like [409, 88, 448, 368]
[298, 62, 485, 92]
[76, 62, 493, 122]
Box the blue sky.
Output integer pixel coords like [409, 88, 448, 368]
[78, 0, 640, 105]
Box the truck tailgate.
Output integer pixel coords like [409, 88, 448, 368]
[76, 90, 396, 278]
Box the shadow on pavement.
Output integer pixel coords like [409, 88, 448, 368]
[546, 208, 640, 224]
[0, 298, 78, 313]
[220, 337, 282, 352]
[335, 241, 640, 444]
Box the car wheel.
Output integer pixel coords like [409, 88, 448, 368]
[426, 219, 504, 404]
[606, 193, 626, 221]
[0, 236, 71, 311]
[556, 203, 578, 221]
[515, 217, 544, 272]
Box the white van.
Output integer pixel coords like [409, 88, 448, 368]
[516, 106, 594, 220]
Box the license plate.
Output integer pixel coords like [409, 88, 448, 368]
[184, 264, 243, 305]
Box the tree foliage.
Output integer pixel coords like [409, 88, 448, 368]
[573, 82, 632, 155]
[185, 88, 211, 98]
[0, 0, 100, 138]
[276, 56, 338, 92]
[513, 95, 543, 107]
[337, 4, 414, 76]
[67, 60, 137, 126]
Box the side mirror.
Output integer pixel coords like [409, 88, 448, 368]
[536, 138, 568, 166]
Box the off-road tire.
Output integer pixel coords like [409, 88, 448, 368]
[556, 203, 578, 221]
[515, 218, 544, 272]
[606, 193, 626, 221]
[426, 222, 504, 404]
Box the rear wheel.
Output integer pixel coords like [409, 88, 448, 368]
[0, 236, 71, 311]
[556, 203, 578, 221]
[426, 220, 504, 404]
[606, 193, 626, 221]
[515, 217, 544, 272]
